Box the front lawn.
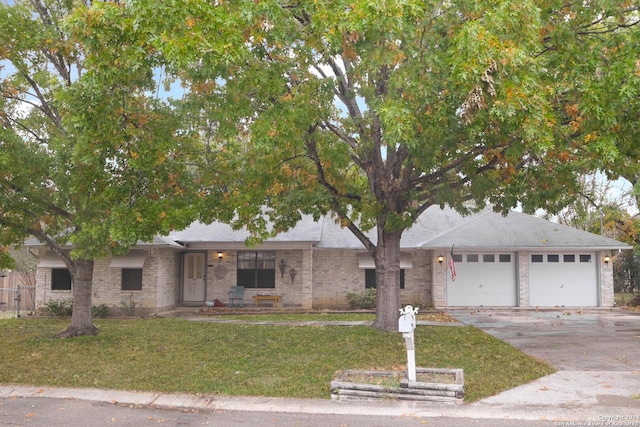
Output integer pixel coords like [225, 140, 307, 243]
[0, 317, 554, 402]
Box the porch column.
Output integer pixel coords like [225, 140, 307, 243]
[518, 251, 530, 307]
[300, 248, 313, 309]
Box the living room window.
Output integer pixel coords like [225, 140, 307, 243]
[365, 269, 405, 289]
[121, 268, 143, 291]
[237, 251, 276, 289]
[51, 268, 72, 290]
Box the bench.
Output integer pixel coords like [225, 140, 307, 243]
[252, 295, 282, 308]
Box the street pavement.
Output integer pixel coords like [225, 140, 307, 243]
[0, 308, 639, 426]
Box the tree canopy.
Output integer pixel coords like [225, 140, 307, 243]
[0, 0, 199, 336]
[104, 0, 640, 330]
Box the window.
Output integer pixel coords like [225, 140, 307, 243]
[237, 251, 276, 288]
[365, 269, 405, 289]
[548, 254, 559, 263]
[499, 254, 511, 263]
[580, 254, 592, 263]
[453, 254, 463, 263]
[122, 269, 143, 291]
[51, 268, 72, 290]
[467, 254, 479, 262]
[483, 254, 495, 263]
[564, 254, 575, 263]
[531, 255, 543, 263]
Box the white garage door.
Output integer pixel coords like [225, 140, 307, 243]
[447, 253, 517, 306]
[529, 253, 598, 307]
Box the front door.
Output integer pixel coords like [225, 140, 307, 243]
[182, 252, 206, 303]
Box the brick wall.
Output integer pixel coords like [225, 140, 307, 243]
[599, 250, 615, 307]
[311, 249, 432, 309]
[205, 249, 309, 307]
[518, 251, 529, 307]
[35, 248, 181, 316]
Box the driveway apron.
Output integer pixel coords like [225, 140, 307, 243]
[449, 309, 640, 417]
[448, 309, 640, 371]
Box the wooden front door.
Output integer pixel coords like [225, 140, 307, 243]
[182, 252, 206, 303]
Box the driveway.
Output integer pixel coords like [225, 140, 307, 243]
[448, 309, 640, 417]
[448, 308, 640, 370]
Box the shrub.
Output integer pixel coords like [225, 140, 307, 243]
[92, 304, 109, 318]
[345, 288, 377, 309]
[43, 299, 72, 316]
[119, 294, 142, 316]
[628, 294, 640, 307]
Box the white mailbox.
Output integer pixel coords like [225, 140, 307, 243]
[398, 305, 419, 382]
[398, 315, 414, 333]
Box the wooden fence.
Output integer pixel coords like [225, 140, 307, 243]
[0, 272, 36, 317]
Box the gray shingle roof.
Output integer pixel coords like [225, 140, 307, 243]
[168, 214, 323, 244]
[421, 207, 631, 250]
[26, 206, 631, 251]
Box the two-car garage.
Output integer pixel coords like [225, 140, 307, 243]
[446, 252, 599, 307]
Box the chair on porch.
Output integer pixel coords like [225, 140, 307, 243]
[228, 286, 244, 307]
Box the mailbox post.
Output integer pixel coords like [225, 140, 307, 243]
[398, 305, 419, 382]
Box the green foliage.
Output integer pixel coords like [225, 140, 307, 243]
[42, 299, 73, 317]
[345, 288, 377, 310]
[119, 294, 142, 317]
[628, 295, 640, 308]
[115, 0, 640, 330]
[0, 0, 202, 335]
[92, 304, 109, 319]
[0, 318, 554, 402]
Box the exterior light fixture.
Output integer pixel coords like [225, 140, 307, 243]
[604, 255, 611, 265]
[437, 255, 444, 264]
[217, 252, 223, 261]
[278, 259, 287, 277]
[289, 268, 296, 284]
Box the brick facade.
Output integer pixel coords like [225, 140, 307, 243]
[35, 247, 180, 316]
[311, 248, 432, 308]
[33, 246, 615, 314]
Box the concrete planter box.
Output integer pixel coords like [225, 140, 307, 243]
[331, 368, 464, 403]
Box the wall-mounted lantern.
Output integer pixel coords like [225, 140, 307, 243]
[604, 255, 611, 266]
[278, 259, 287, 277]
[437, 255, 444, 264]
[289, 268, 296, 284]
[217, 251, 223, 261]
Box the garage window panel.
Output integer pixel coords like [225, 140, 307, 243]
[483, 254, 495, 262]
[467, 254, 479, 262]
[548, 254, 559, 263]
[531, 254, 543, 263]
[499, 254, 511, 262]
[453, 254, 463, 263]
[580, 254, 592, 263]
[564, 254, 575, 263]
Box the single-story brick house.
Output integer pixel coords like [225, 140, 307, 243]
[29, 206, 631, 314]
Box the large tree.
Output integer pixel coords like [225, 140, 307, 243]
[0, 0, 199, 337]
[119, 0, 639, 330]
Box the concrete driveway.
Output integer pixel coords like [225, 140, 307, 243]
[448, 308, 640, 371]
[447, 308, 640, 418]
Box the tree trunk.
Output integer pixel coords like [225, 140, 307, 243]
[55, 258, 99, 338]
[372, 229, 402, 332]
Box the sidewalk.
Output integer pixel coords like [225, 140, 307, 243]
[1, 374, 638, 422]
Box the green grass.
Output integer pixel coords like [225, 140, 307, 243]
[0, 317, 555, 402]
